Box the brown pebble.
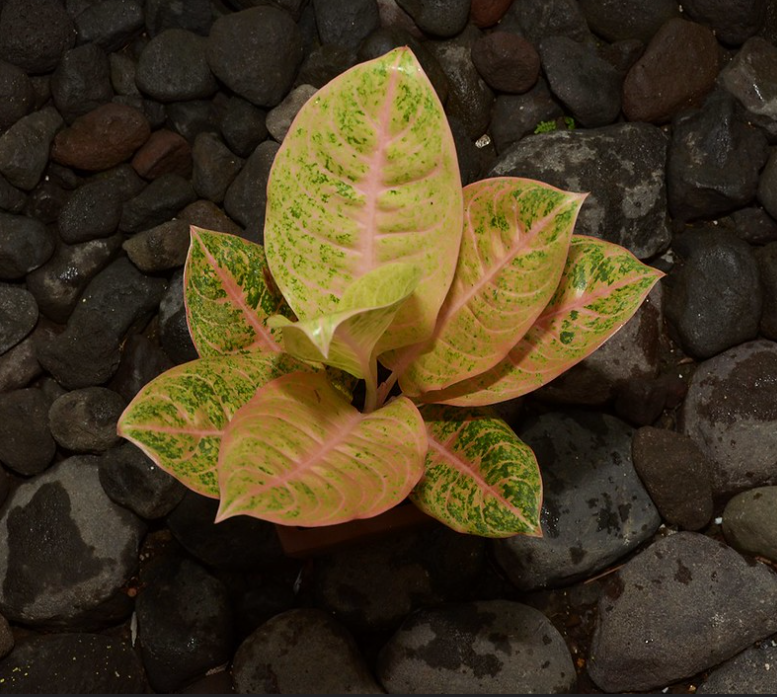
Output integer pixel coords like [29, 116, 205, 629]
[132, 129, 192, 180]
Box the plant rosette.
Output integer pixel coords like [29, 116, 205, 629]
[118, 48, 662, 540]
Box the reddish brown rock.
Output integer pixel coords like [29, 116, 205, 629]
[131, 129, 192, 180]
[178, 200, 242, 236]
[623, 18, 719, 123]
[51, 104, 150, 171]
[471, 0, 514, 27]
[471, 32, 540, 94]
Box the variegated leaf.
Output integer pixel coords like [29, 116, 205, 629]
[412, 405, 542, 537]
[216, 372, 428, 526]
[422, 236, 665, 406]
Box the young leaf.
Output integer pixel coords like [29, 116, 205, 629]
[268, 263, 421, 379]
[216, 372, 428, 526]
[398, 178, 585, 396]
[422, 236, 665, 406]
[412, 405, 542, 537]
[117, 352, 315, 497]
[264, 47, 463, 354]
[184, 227, 292, 357]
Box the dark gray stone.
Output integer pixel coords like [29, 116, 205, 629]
[137, 556, 232, 692]
[0, 614, 11, 659]
[136, 29, 217, 103]
[158, 270, 198, 364]
[493, 411, 661, 591]
[758, 149, 777, 220]
[378, 601, 576, 694]
[0, 107, 64, 191]
[178, 199, 242, 237]
[682, 339, 777, 497]
[123, 218, 190, 272]
[0, 457, 145, 628]
[501, 0, 593, 45]
[219, 97, 267, 158]
[395, 0, 469, 37]
[0, 60, 34, 131]
[728, 206, 777, 245]
[757, 242, 777, 339]
[99, 441, 185, 519]
[120, 172, 196, 233]
[74, 0, 144, 52]
[233, 608, 382, 694]
[314, 0, 380, 48]
[0, 333, 41, 393]
[490, 123, 670, 258]
[51, 44, 113, 124]
[191, 132, 243, 203]
[665, 228, 761, 359]
[471, 32, 540, 95]
[207, 7, 303, 108]
[145, 0, 214, 37]
[490, 79, 563, 154]
[297, 42, 359, 91]
[578, 0, 680, 43]
[163, 99, 218, 143]
[0, 212, 54, 281]
[107, 332, 173, 402]
[48, 386, 125, 453]
[722, 486, 777, 561]
[0, 286, 37, 355]
[58, 179, 123, 243]
[587, 532, 777, 692]
[0, 173, 26, 214]
[265, 85, 317, 143]
[683, 0, 766, 46]
[108, 52, 139, 96]
[697, 639, 777, 694]
[0, 388, 55, 475]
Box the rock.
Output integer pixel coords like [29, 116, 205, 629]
[99, 441, 185, 519]
[757, 149, 777, 220]
[315, 526, 485, 631]
[25, 234, 122, 324]
[0, 60, 35, 131]
[0, 634, 145, 693]
[266, 84, 317, 142]
[578, 0, 680, 43]
[223, 140, 279, 242]
[722, 487, 777, 561]
[378, 601, 576, 693]
[57, 179, 123, 243]
[728, 206, 777, 245]
[50, 44, 113, 124]
[587, 532, 777, 692]
[207, 7, 303, 108]
[94, 163, 146, 201]
[166, 489, 285, 570]
[395, 0, 469, 37]
[0, 286, 37, 355]
[232, 608, 382, 694]
[123, 218, 190, 272]
[299, 42, 360, 90]
[631, 427, 714, 530]
[0, 173, 26, 213]
[539, 35, 621, 128]
[191, 132, 243, 203]
[107, 332, 173, 402]
[0, 0, 76, 74]
[471, 32, 540, 95]
[137, 556, 232, 692]
[0, 107, 64, 191]
[681, 340, 777, 496]
[664, 228, 761, 359]
[668, 91, 768, 223]
[0, 212, 54, 280]
[697, 639, 777, 694]
[501, 0, 593, 45]
[135, 29, 217, 103]
[23, 172, 72, 224]
[145, 0, 214, 37]
[119, 172, 196, 233]
[0, 457, 145, 628]
[757, 242, 777, 339]
[622, 18, 719, 124]
[0, 388, 56, 475]
[490, 123, 670, 258]
[158, 270, 198, 364]
[599, 38, 645, 74]
[109, 52, 139, 96]
[0, 333, 42, 393]
[682, 0, 766, 46]
[51, 103, 150, 171]
[219, 97, 268, 158]
[131, 129, 192, 180]
[490, 79, 563, 154]
[470, 0, 514, 28]
[164, 99, 218, 143]
[314, 0, 380, 49]
[48, 387, 125, 453]
[0, 615, 11, 659]
[73, 0, 145, 53]
[178, 199, 242, 236]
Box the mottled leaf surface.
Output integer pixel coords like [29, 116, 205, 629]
[423, 236, 664, 406]
[399, 178, 585, 396]
[216, 372, 427, 526]
[117, 352, 314, 497]
[412, 405, 542, 537]
[264, 47, 463, 354]
[184, 227, 291, 357]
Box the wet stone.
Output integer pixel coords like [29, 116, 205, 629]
[219, 97, 267, 158]
[0, 457, 145, 628]
[313, 0, 380, 49]
[682, 0, 766, 47]
[682, 339, 777, 497]
[578, 0, 680, 43]
[123, 218, 190, 272]
[587, 532, 777, 692]
[266, 84, 317, 143]
[722, 486, 777, 562]
[0, 286, 37, 355]
[489, 79, 563, 154]
[395, 0, 469, 38]
[57, 179, 123, 243]
[191, 132, 243, 203]
[0, 107, 64, 191]
[48, 386, 125, 453]
[0, 388, 56, 475]
[697, 639, 777, 694]
[120, 172, 196, 233]
[50, 44, 113, 124]
[0, 59, 35, 131]
[0, 212, 54, 280]
[73, 0, 145, 53]
[471, 32, 540, 95]
[131, 128, 192, 180]
[233, 608, 382, 694]
[757, 242, 777, 339]
[493, 411, 661, 591]
[377, 601, 576, 694]
[99, 441, 185, 520]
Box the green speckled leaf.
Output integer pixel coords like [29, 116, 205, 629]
[184, 227, 292, 357]
[423, 236, 665, 406]
[117, 352, 315, 497]
[216, 372, 428, 526]
[268, 263, 421, 379]
[413, 404, 542, 537]
[264, 47, 463, 354]
[399, 178, 585, 396]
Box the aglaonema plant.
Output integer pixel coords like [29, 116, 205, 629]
[118, 47, 663, 538]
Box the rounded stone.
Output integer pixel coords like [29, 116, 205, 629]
[0, 212, 54, 280]
[0, 388, 56, 476]
[722, 486, 777, 562]
[395, 0, 470, 37]
[0, 59, 35, 130]
[50, 44, 113, 124]
[471, 32, 540, 94]
[57, 179, 123, 243]
[130, 129, 192, 180]
[0, 286, 37, 355]
[48, 387, 126, 453]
